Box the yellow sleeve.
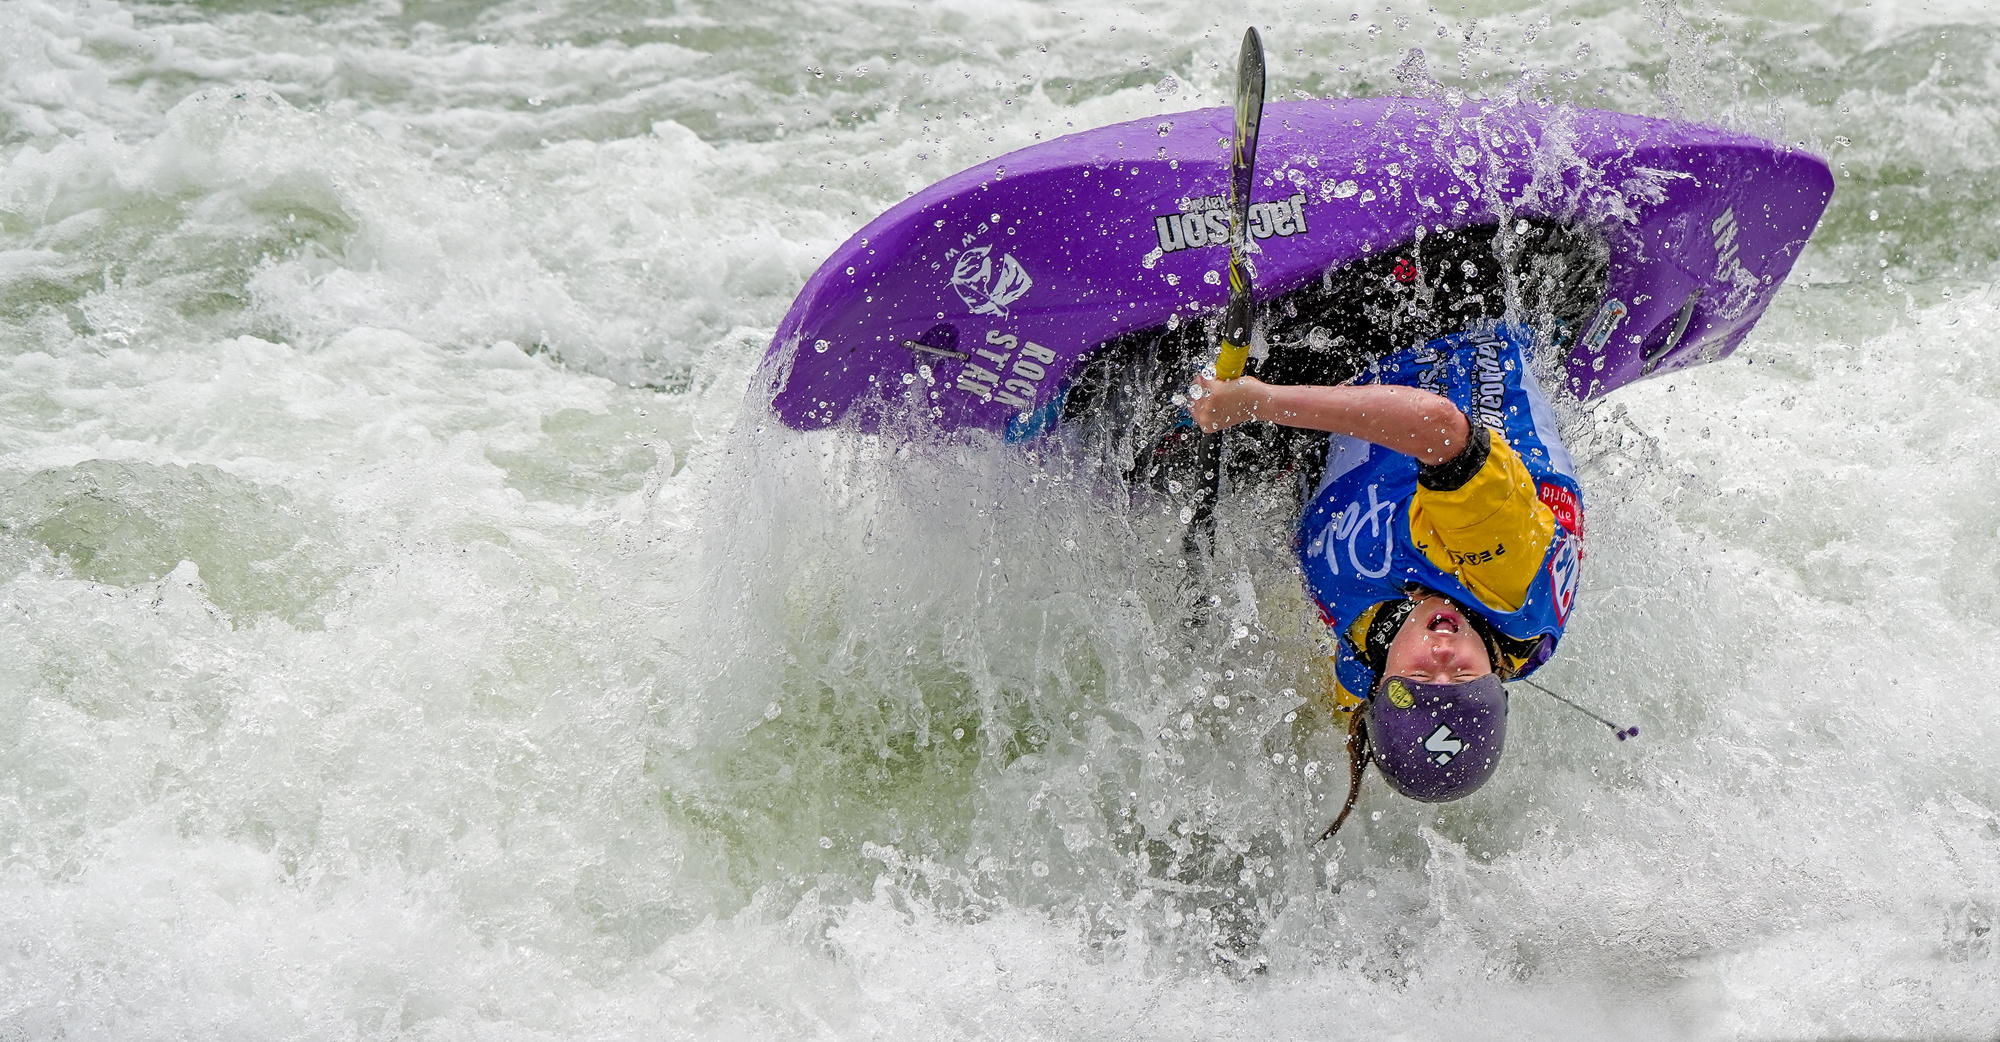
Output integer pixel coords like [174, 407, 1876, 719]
[1407, 433, 1555, 613]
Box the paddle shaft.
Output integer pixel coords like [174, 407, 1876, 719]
[1187, 28, 1266, 551]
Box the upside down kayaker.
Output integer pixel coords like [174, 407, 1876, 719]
[1189, 321, 1583, 840]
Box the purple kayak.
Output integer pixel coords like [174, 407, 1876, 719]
[760, 97, 1832, 436]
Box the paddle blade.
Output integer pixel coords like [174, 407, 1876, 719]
[1229, 28, 1266, 226]
[1217, 27, 1266, 378]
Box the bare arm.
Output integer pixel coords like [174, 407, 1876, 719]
[1188, 374, 1471, 466]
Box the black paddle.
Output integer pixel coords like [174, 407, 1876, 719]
[1184, 27, 1266, 574]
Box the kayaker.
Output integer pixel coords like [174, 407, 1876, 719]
[1188, 321, 1584, 840]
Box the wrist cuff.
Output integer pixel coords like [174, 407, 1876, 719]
[1417, 421, 1489, 492]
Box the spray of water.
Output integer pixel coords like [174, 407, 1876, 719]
[2, 0, 1998, 1037]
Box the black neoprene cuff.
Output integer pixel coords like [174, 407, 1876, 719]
[1417, 421, 1489, 492]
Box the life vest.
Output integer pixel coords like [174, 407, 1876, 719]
[1296, 322, 1584, 709]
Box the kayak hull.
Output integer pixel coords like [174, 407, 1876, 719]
[762, 98, 1833, 435]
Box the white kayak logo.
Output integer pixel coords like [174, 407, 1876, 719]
[1424, 724, 1465, 766]
[1153, 193, 1309, 254]
[950, 246, 1033, 318]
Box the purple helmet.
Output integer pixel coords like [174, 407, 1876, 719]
[1365, 675, 1509, 802]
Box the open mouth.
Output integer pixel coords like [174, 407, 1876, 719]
[1427, 611, 1461, 634]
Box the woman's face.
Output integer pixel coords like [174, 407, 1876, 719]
[1382, 594, 1494, 684]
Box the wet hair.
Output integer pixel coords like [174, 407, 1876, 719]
[1317, 704, 1371, 843]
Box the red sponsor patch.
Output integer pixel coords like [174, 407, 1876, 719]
[1538, 482, 1583, 539]
[1392, 257, 1418, 283]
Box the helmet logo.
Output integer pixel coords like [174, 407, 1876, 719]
[1386, 678, 1416, 709]
[1423, 724, 1466, 765]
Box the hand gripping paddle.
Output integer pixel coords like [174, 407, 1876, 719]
[1185, 28, 1266, 563]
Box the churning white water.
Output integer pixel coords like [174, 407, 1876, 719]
[2, 0, 1997, 1037]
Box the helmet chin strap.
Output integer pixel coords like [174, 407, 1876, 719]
[1515, 678, 1640, 741]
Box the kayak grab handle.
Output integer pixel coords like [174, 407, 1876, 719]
[903, 339, 969, 361]
[1642, 289, 1703, 375]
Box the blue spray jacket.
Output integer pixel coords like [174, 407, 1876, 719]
[1296, 323, 1584, 709]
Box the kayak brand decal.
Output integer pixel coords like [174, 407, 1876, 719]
[954, 329, 1056, 411]
[1711, 207, 1748, 285]
[949, 245, 1033, 318]
[1153, 193, 1310, 254]
[1709, 205, 1760, 320]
